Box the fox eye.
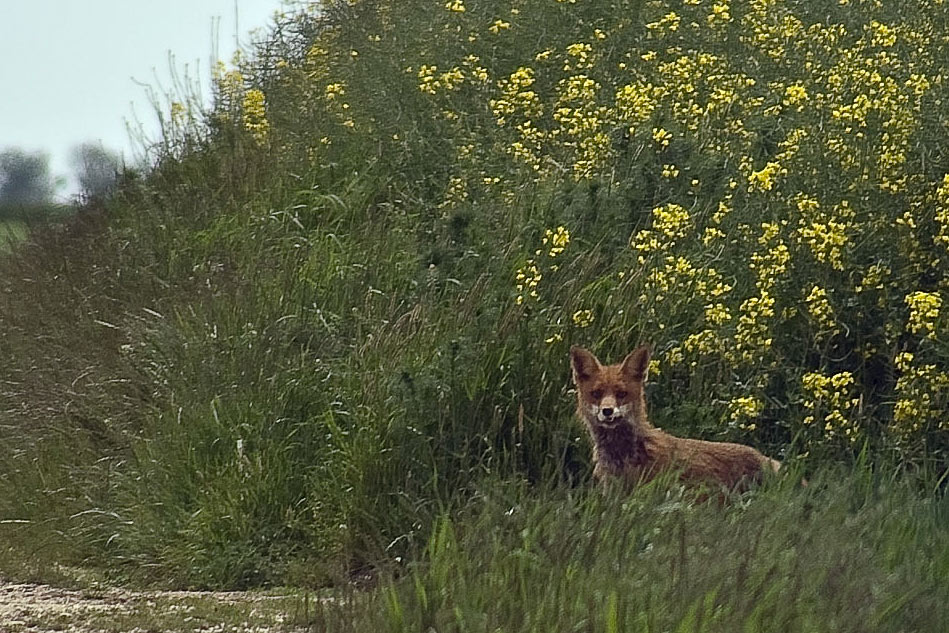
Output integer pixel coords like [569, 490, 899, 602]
[590, 389, 604, 400]
[616, 390, 628, 399]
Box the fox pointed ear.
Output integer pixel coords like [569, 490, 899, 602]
[621, 345, 651, 382]
[569, 345, 601, 384]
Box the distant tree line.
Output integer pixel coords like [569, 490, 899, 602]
[69, 143, 122, 203]
[0, 149, 54, 207]
[0, 143, 121, 216]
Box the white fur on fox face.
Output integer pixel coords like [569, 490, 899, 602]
[595, 403, 630, 423]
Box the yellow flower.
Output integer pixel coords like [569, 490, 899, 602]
[652, 127, 672, 148]
[708, 2, 731, 26]
[747, 161, 783, 192]
[515, 260, 542, 305]
[894, 352, 914, 372]
[646, 12, 681, 33]
[489, 19, 511, 34]
[417, 65, 439, 94]
[542, 226, 571, 257]
[805, 285, 838, 336]
[652, 203, 691, 240]
[801, 371, 860, 441]
[783, 83, 808, 109]
[905, 291, 942, 338]
[705, 303, 732, 325]
[170, 101, 187, 124]
[572, 309, 595, 328]
[869, 20, 897, 48]
[241, 89, 269, 144]
[564, 42, 594, 71]
[439, 67, 466, 90]
[325, 82, 346, 99]
[729, 396, 763, 425]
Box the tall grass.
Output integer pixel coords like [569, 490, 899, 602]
[317, 469, 949, 632]
[0, 0, 946, 605]
[0, 219, 27, 251]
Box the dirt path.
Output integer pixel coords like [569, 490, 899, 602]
[0, 578, 309, 632]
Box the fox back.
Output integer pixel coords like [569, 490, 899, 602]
[570, 344, 781, 491]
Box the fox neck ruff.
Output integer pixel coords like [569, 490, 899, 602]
[589, 420, 651, 469]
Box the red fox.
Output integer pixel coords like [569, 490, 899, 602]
[570, 344, 781, 492]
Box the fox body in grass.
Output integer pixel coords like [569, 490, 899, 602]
[570, 345, 781, 491]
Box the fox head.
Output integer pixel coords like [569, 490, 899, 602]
[570, 345, 650, 430]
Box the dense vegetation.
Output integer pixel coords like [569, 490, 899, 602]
[317, 472, 948, 632]
[0, 0, 946, 629]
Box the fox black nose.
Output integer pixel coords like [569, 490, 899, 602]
[601, 407, 614, 417]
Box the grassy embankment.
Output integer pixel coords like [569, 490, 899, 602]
[0, 0, 946, 630]
[0, 203, 71, 250]
[0, 220, 27, 251]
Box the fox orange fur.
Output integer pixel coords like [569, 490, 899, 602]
[570, 344, 781, 492]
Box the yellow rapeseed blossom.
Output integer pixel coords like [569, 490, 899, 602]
[747, 161, 783, 192]
[441, 176, 468, 208]
[298, 0, 949, 454]
[895, 352, 914, 373]
[705, 303, 732, 325]
[241, 89, 269, 144]
[652, 127, 672, 148]
[439, 67, 466, 91]
[515, 260, 542, 305]
[893, 355, 949, 434]
[935, 174, 949, 249]
[905, 291, 941, 338]
[417, 65, 466, 95]
[708, 2, 732, 27]
[799, 221, 849, 271]
[615, 81, 665, 134]
[683, 329, 722, 359]
[489, 19, 511, 34]
[783, 83, 808, 109]
[170, 101, 187, 125]
[729, 396, 763, 429]
[805, 285, 838, 337]
[868, 20, 897, 48]
[749, 223, 790, 291]
[564, 42, 594, 71]
[213, 61, 245, 120]
[572, 309, 595, 328]
[552, 74, 612, 178]
[491, 66, 542, 124]
[652, 203, 691, 241]
[801, 371, 860, 441]
[542, 226, 571, 257]
[418, 65, 439, 94]
[733, 291, 775, 363]
[646, 12, 681, 33]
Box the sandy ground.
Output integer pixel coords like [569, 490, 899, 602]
[0, 578, 303, 633]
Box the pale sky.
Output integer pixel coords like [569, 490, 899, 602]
[0, 0, 282, 198]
